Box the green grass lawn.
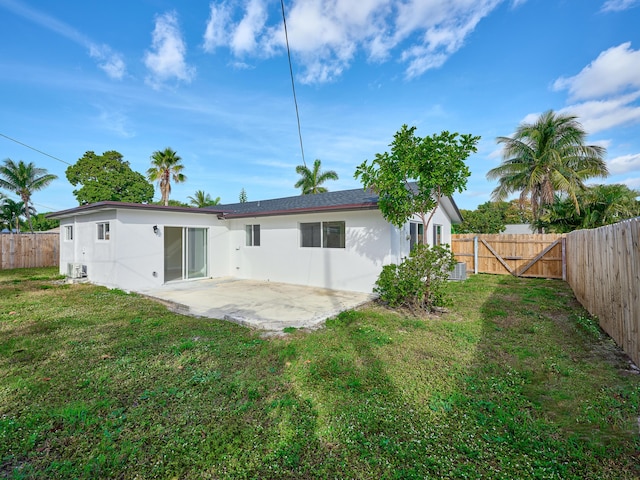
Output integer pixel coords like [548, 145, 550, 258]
[1, 268, 639, 479]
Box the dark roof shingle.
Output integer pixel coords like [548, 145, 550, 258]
[208, 187, 379, 218]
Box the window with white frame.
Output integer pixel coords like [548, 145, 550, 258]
[409, 222, 424, 250]
[433, 224, 442, 246]
[300, 221, 345, 248]
[245, 224, 260, 246]
[64, 225, 73, 241]
[97, 222, 110, 241]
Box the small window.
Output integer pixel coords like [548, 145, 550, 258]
[245, 224, 260, 246]
[409, 222, 424, 250]
[97, 222, 110, 241]
[300, 222, 321, 248]
[301, 221, 345, 248]
[323, 221, 345, 248]
[433, 224, 442, 246]
[64, 225, 73, 241]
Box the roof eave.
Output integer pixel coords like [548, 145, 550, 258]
[47, 201, 224, 219]
[218, 203, 379, 219]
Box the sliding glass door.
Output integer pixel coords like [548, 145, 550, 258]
[186, 227, 207, 279]
[164, 227, 208, 282]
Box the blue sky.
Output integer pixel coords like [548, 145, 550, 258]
[1, 0, 639, 213]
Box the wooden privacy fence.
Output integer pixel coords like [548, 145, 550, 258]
[451, 234, 565, 279]
[565, 218, 640, 367]
[0, 233, 59, 270]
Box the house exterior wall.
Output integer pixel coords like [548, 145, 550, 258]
[397, 204, 455, 260]
[58, 209, 227, 291]
[225, 210, 402, 293]
[56, 200, 455, 294]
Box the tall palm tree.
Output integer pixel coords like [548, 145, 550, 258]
[487, 110, 608, 232]
[147, 148, 186, 206]
[187, 190, 220, 208]
[0, 159, 57, 232]
[294, 158, 339, 195]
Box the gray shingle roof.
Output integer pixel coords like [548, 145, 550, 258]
[208, 187, 379, 218]
[48, 185, 462, 223]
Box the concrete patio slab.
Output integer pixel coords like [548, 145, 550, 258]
[138, 278, 375, 332]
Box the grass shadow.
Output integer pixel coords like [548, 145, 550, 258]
[2, 268, 640, 478]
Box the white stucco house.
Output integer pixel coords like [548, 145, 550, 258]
[49, 187, 463, 294]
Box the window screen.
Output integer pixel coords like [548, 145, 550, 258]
[300, 222, 321, 247]
[323, 221, 345, 248]
[97, 222, 110, 240]
[245, 224, 260, 246]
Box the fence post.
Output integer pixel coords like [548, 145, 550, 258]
[561, 236, 566, 281]
[474, 235, 478, 274]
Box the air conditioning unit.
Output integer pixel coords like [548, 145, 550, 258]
[449, 262, 467, 281]
[67, 263, 87, 279]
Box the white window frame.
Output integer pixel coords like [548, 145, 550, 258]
[409, 222, 424, 250]
[245, 224, 260, 246]
[64, 225, 73, 241]
[300, 221, 345, 249]
[97, 222, 110, 241]
[433, 224, 442, 246]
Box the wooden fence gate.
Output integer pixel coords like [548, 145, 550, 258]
[451, 234, 565, 280]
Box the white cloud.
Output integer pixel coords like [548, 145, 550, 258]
[550, 44, 640, 134]
[607, 153, 640, 175]
[89, 44, 125, 79]
[601, 0, 640, 12]
[252, 159, 297, 169]
[396, 0, 500, 78]
[231, 0, 268, 55]
[144, 11, 195, 89]
[95, 108, 135, 138]
[621, 177, 640, 188]
[1, 0, 126, 79]
[553, 43, 640, 100]
[231, 61, 254, 70]
[560, 91, 640, 133]
[203, 2, 231, 52]
[202, 0, 505, 83]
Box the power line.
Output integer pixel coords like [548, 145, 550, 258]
[0, 190, 57, 212]
[0, 133, 65, 212]
[280, 0, 306, 168]
[0, 133, 72, 166]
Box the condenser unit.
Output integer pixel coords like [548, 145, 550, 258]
[449, 262, 467, 281]
[67, 263, 87, 279]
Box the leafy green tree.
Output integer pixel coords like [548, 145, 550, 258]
[0, 159, 57, 232]
[31, 212, 59, 231]
[355, 124, 479, 241]
[294, 159, 339, 194]
[0, 198, 26, 233]
[504, 198, 533, 224]
[455, 200, 535, 234]
[456, 203, 506, 234]
[487, 110, 608, 232]
[187, 190, 220, 208]
[536, 184, 640, 233]
[66, 151, 154, 205]
[580, 184, 640, 227]
[147, 147, 186, 206]
[152, 199, 190, 207]
[239, 188, 247, 203]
